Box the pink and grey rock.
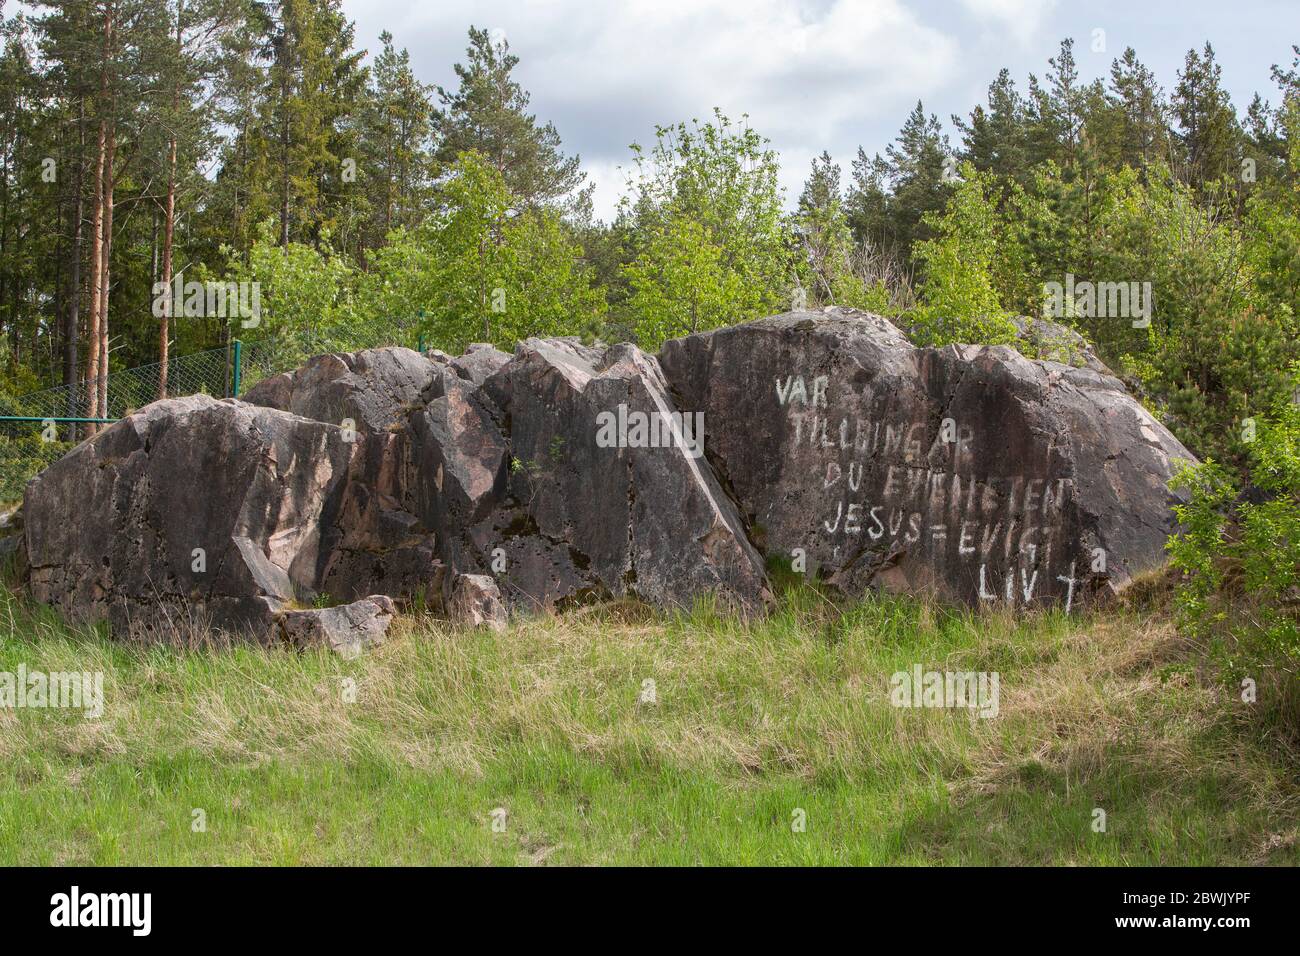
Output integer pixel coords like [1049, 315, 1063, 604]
[18, 309, 1196, 646]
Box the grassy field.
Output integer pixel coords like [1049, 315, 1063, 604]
[0, 582, 1296, 866]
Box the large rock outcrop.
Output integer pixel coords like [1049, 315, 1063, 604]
[472, 338, 768, 611]
[19, 309, 1195, 644]
[23, 394, 359, 641]
[243, 347, 448, 604]
[659, 308, 1195, 610]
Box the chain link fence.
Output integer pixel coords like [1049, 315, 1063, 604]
[0, 318, 425, 504]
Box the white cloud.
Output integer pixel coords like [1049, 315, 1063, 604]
[345, 0, 1294, 222]
[958, 0, 1057, 47]
[542, 0, 961, 216]
[351, 0, 959, 219]
[532, 0, 955, 132]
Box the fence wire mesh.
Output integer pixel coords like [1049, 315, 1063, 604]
[0, 318, 423, 503]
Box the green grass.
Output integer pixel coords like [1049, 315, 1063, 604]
[0, 584, 1296, 865]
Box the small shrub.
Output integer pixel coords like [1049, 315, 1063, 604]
[1168, 404, 1300, 680]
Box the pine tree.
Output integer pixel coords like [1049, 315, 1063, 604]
[1107, 47, 1170, 176]
[794, 152, 850, 304]
[434, 26, 585, 209]
[1023, 73, 1062, 168]
[149, 0, 243, 395]
[34, 0, 156, 422]
[1173, 43, 1242, 194]
[954, 69, 1028, 182]
[845, 147, 892, 252]
[355, 30, 435, 254]
[202, 3, 269, 263]
[1269, 45, 1300, 184]
[245, 0, 366, 249]
[31, 0, 94, 403]
[0, 12, 42, 368]
[1048, 39, 1085, 162]
[848, 101, 951, 264]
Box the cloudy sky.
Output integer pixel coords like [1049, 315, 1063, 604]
[341, 0, 1300, 220]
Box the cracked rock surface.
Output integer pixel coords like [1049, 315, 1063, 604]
[19, 309, 1194, 643]
[278, 594, 396, 657]
[659, 307, 1195, 609]
[24, 394, 356, 642]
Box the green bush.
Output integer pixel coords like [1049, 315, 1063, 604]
[908, 165, 1019, 347]
[1169, 402, 1300, 680]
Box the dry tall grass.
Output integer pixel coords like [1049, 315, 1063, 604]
[1, 585, 1296, 864]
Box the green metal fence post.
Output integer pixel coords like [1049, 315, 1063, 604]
[232, 340, 243, 397]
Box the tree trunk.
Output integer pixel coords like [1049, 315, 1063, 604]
[65, 106, 84, 441]
[85, 0, 113, 428]
[279, 50, 290, 247]
[8, 112, 24, 365]
[159, 134, 175, 398]
[159, 3, 182, 398]
[85, 115, 106, 423]
[98, 125, 116, 419]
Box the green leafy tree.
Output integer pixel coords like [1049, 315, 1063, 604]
[620, 110, 788, 348]
[356, 151, 603, 352]
[623, 215, 740, 347]
[1115, 170, 1291, 464]
[230, 219, 356, 368]
[1169, 403, 1300, 682]
[910, 164, 1018, 346]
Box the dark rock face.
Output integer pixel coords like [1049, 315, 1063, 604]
[244, 346, 437, 432]
[448, 343, 512, 387]
[408, 364, 510, 595]
[473, 338, 769, 612]
[244, 348, 447, 605]
[21, 309, 1194, 644]
[659, 307, 1195, 610]
[0, 504, 22, 565]
[24, 395, 357, 641]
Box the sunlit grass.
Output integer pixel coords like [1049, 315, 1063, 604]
[0, 583, 1295, 865]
